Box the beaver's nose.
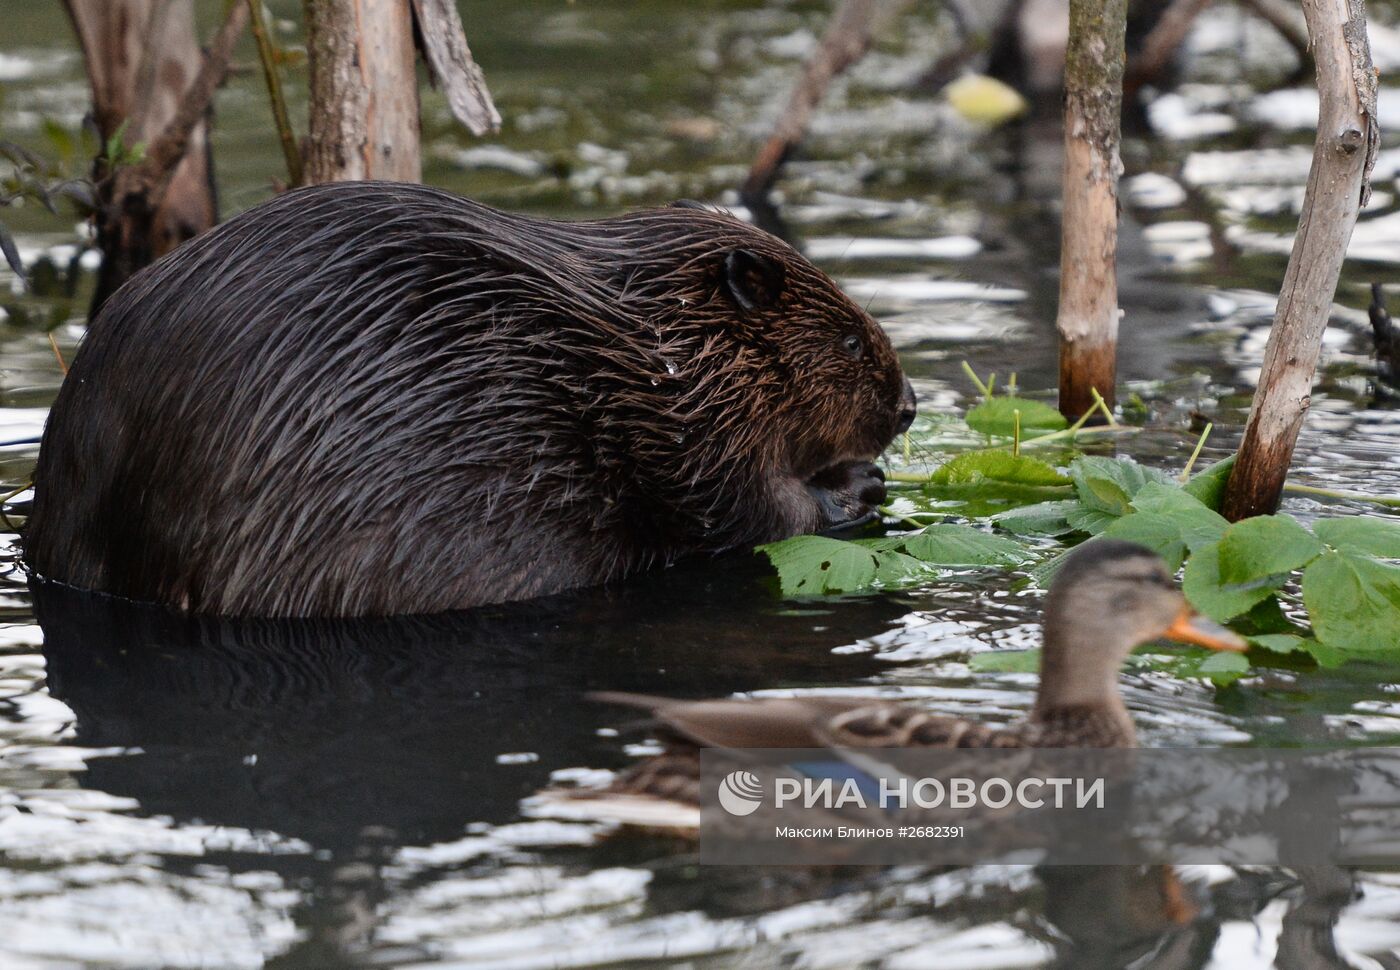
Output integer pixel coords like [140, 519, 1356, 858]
[894, 378, 917, 434]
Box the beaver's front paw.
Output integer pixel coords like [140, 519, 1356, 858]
[807, 461, 887, 533]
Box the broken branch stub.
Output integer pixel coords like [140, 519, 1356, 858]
[1221, 0, 1378, 521]
[412, 0, 501, 136]
[1055, 0, 1128, 421]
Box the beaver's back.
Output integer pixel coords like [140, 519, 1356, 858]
[27, 182, 640, 615]
[27, 181, 911, 617]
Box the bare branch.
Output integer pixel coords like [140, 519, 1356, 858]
[411, 0, 501, 136]
[1222, 0, 1379, 519]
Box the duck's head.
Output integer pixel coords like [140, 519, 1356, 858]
[1036, 539, 1246, 715]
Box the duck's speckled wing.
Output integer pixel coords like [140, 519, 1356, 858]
[818, 703, 1027, 749]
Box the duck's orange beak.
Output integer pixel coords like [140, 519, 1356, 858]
[1163, 608, 1248, 652]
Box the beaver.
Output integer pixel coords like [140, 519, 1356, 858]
[25, 181, 915, 617]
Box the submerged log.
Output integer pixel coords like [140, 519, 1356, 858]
[1055, 0, 1127, 421]
[1221, 0, 1377, 521]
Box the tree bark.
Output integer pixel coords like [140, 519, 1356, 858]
[62, 0, 219, 309]
[1055, 0, 1127, 421]
[87, 3, 246, 313]
[303, 0, 422, 183]
[411, 0, 501, 137]
[1221, 0, 1377, 521]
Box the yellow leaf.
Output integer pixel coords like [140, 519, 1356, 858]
[945, 74, 1028, 126]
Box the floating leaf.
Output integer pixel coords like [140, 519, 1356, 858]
[921, 451, 1073, 517]
[1027, 540, 1095, 589]
[1130, 648, 1249, 687]
[992, 500, 1080, 536]
[1250, 633, 1310, 655]
[1069, 456, 1173, 517]
[1302, 551, 1400, 652]
[1218, 513, 1324, 586]
[899, 524, 1027, 566]
[945, 73, 1029, 126]
[1313, 516, 1400, 559]
[1182, 454, 1235, 511]
[758, 535, 928, 597]
[1247, 632, 1340, 666]
[1196, 651, 1250, 685]
[964, 396, 1067, 437]
[929, 451, 1071, 487]
[1182, 540, 1281, 621]
[969, 649, 1040, 673]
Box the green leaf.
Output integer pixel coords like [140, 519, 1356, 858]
[1183, 540, 1281, 621]
[1236, 595, 1297, 635]
[1302, 550, 1400, 652]
[1130, 648, 1249, 686]
[1313, 516, 1400, 559]
[1196, 650, 1250, 686]
[760, 536, 873, 595]
[1182, 454, 1236, 511]
[965, 396, 1067, 437]
[1027, 541, 1091, 588]
[929, 451, 1071, 487]
[1218, 513, 1324, 586]
[40, 118, 74, 166]
[991, 499, 1080, 536]
[1247, 633, 1341, 666]
[1128, 483, 1229, 552]
[1102, 512, 1190, 571]
[1099, 484, 1230, 569]
[969, 649, 1041, 673]
[899, 524, 1027, 566]
[1249, 633, 1310, 655]
[1069, 456, 1174, 516]
[1065, 505, 1118, 535]
[920, 452, 1073, 517]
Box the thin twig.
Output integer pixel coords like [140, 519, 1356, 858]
[960, 360, 991, 398]
[880, 507, 936, 530]
[1089, 386, 1118, 427]
[134, 1, 249, 208]
[1179, 422, 1212, 481]
[47, 333, 67, 375]
[246, 0, 303, 187]
[1282, 483, 1400, 509]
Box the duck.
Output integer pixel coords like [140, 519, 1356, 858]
[525, 540, 1246, 829]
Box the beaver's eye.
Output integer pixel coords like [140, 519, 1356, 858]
[840, 333, 863, 358]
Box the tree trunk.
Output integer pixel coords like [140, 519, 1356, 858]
[303, 0, 422, 183]
[1056, 0, 1127, 422]
[1221, 0, 1377, 521]
[63, 0, 218, 310]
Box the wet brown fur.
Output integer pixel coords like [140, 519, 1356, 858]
[25, 181, 909, 617]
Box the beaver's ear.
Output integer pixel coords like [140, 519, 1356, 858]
[722, 249, 785, 312]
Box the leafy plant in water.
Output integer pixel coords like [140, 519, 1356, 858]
[758, 365, 1400, 680]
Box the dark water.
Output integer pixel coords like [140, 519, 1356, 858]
[5, 2, 1400, 967]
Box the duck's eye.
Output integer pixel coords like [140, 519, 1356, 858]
[841, 333, 863, 358]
